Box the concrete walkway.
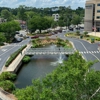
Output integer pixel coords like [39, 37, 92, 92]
[0, 88, 17, 100]
[88, 32, 100, 37]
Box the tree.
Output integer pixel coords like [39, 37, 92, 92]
[14, 52, 100, 100]
[0, 21, 21, 42]
[71, 15, 81, 25]
[1, 9, 13, 21]
[0, 33, 6, 45]
[17, 5, 27, 21]
[28, 16, 51, 33]
[51, 21, 58, 28]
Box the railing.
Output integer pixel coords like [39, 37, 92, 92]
[25, 48, 75, 55]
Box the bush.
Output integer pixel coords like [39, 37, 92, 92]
[76, 31, 80, 36]
[87, 38, 89, 40]
[22, 56, 31, 63]
[97, 38, 100, 41]
[0, 72, 16, 81]
[0, 80, 15, 92]
[5, 45, 27, 67]
[84, 31, 88, 37]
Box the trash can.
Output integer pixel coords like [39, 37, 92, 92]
[91, 38, 95, 43]
[80, 35, 83, 39]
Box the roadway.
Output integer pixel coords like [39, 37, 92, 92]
[49, 31, 100, 70]
[0, 30, 31, 71]
[0, 30, 100, 71]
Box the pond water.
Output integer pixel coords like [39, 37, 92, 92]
[15, 45, 67, 88]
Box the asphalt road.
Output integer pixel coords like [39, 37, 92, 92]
[50, 31, 100, 71]
[0, 30, 100, 71]
[0, 37, 30, 71]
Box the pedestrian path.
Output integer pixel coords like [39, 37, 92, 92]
[79, 51, 100, 54]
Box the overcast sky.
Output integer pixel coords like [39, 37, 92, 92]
[0, 0, 86, 9]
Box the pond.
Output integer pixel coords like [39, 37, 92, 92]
[15, 45, 67, 88]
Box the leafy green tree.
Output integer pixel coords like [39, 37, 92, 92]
[71, 15, 81, 25]
[28, 16, 51, 33]
[0, 21, 21, 42]
[1, 9, 13, 21]
[14, 52, 100, 100]
[0, 32, 6, 45]
[17, 5, 27, 21]
[51, 21, 58, 28]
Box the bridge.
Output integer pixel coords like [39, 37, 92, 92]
[25, 48, 75, 55]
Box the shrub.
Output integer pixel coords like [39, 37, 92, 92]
[87, 38, 89, 40]
[76, 31, 80, 36]
[84, 31, 88, 37]
[97, 38, 100, 41]
[45, 36, 50, 41]
[22, 56, 31, 63]
[0, 72, 16, 81]
[0, 80, 15, 92]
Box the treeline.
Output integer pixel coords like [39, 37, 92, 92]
[0, 5, 84, 25]
[0, 5, 84, 44]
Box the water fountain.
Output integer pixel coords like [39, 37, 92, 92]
[58, 53, 63, 64]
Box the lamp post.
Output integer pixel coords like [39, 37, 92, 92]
[93, 21, 96, 39]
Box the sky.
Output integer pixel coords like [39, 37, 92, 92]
[0, 0, 86, 9]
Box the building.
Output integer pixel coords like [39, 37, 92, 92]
[0, 18, 7, 24]
[84, 0, 100, 32]
[14, 20, 27, 29]
[52, 14, 59, 21]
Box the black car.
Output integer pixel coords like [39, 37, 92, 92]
[69, 27, 73, 31]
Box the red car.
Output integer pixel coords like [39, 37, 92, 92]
[31, 35, 39, 39]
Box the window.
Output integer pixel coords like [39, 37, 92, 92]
[97, 10, 100, 13]
[96, 16, 100, 19]
[97, 4, 100, 6]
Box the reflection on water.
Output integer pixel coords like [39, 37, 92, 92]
[15, 45, 67, 88]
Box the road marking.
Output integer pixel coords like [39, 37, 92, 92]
[0, 58, 1, 61]
[74, 40, 100, 62]
[1, 49, 7, 52]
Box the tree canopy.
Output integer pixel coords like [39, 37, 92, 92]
[28, 16, 52, 33]
[14, 52, 100, 100]
[0, 21, 21, 42]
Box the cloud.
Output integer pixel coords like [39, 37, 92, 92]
[0, 0, 86, 9]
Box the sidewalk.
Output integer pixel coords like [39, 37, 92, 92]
[88, 32, 100, 37]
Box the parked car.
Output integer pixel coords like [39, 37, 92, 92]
[69, 27, 73, 31]
[31, 35, 39, 39]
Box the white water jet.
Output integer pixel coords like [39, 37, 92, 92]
[58, 53, 63, 64]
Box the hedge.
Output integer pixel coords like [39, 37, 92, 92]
[5, 45, 27, 67]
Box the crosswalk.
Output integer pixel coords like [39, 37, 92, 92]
[79, 51, 100, 54]
[8, 44, 24, 46]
